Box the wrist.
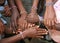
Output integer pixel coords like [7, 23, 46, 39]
[31, 7, 37, 13]
[46, 0, 53, 2]
[22, 31, 27, 38]
[46, 0, 54, 6]
[21, 14, 27, 19]
[18, 31, 27, 39]
[20, 11, 27, 18]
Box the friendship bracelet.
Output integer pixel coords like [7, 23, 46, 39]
[20, 32, 24, 39]
[20, 11, 27, 14]
[45, 2, 54, 6]
[11, 6, 17, 9]
[31, 6, 38, 10]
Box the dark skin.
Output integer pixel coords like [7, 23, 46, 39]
[0, 0, 48, 43]
[8, 0, 19, 30]
[0, 20, 5, 34]
[15, 0, 39, 29]
[4, 3, 11, 17]
[0, 23, 48, 43]
[15, 0, 28, 30]
[15, 0, 48, 38]
[27, 0, 39, 23]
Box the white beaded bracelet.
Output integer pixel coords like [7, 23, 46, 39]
[11, 6, 17, 9]
[31, 6, 38, 10]
[20, 32, 24, 39]
[20, 11, 27, 14]
[45, 2, 54, 6]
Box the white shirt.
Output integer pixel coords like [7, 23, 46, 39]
[54, 0, 60, 23]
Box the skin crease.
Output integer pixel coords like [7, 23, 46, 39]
[4, 4, 11, 17]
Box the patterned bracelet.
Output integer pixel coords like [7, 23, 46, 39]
[45, 2, 54, 6]
[20, 32, 24, 39]
[31, 6, 38, 11]
[11, 6, 17, 9]
[20, 11, 27, 14]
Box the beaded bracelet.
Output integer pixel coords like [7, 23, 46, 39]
[45, 2, 54, 6]
[20, 11, 27, 14]
[11, 6, 17, 9]
[31, 6, 38, 11]
[20, 32, 24, 39]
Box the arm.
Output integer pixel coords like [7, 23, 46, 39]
[0, 31, 26, 43]
[44, 0, 57, 26]
[31, 0, 39, 13]
[15, 0, 27, 17]
[14, 0, 28, 29]
[26, 0, 39, 23]
[8, 0, 19, 31]
[0, 25, 48, 43]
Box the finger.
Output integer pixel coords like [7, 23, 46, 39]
[54, 18, 57, 24]
[30, 24, 33, 28]
[23, 24, 25, 30]
[37, 30, 48, 33]
[35, 25, 39, 28]
[17, 29, 22, 31]
[36, 28, 47, 31]
[27, 23, 31, 28]
[25, 22, 28, 29]
[32, 24, 35, 27]
[36, 32, 48, 35]
[13, 31, 16, 34]
[44, 19, 47, 26]
[35, 36, 44, 38]
[52, 20, 54, 26]
[48, 20, 51, 26]
[47, 19, 49, 26]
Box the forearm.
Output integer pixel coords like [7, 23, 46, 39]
[8, 0, 19, 17]
[46, 0, 55, 14]
[0, 32, 26, 43]
[15, 0, 26, 12]
[32, 0, 39, 8]
[31, 0, 39, 12]
[8, 0, 19, 29]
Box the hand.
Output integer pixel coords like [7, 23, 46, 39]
[44, 8, 57, 27]
[0, 0, 5, 5]
[0, 20, 5, 34]
[48, 29, 60, 43]
[26, 12, 39, 23]
[4, 5, 11, 17]
[18, 17, 28, 31]
[24, 26, 48, 38]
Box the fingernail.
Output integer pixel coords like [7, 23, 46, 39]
[45, 31, 48, 34]
[37, 26, 39, 28]
[41, 36, 44, 38]
[32, 24, 35, 26]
